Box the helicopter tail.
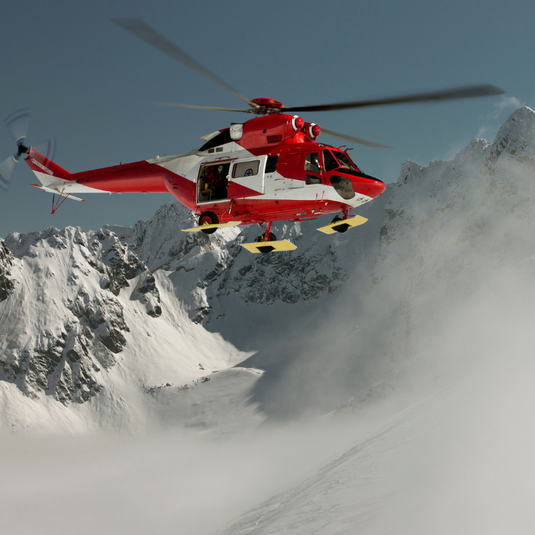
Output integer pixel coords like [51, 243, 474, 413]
[25, 144, 72, 187]
[25, 144, 87, 210]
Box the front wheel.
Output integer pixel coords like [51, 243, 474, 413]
[199, 211, 219, 234]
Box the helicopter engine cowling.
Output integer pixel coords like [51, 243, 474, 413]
[236, 114, 311, 152]
[303, 122, 321, 141]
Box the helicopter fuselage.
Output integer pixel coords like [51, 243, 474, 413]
[26, 113, 386, 226]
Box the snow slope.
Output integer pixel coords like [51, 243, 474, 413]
[221, 351, 535, 535]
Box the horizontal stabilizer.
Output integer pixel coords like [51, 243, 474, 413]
[182, 221, 242, 232]
[317, 215, 368, 234]
[31, 184, 85, 202]
[241, 240, 297, 254]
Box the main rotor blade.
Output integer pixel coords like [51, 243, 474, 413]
[154, 102, 253, 113]
[320, 127, 390, 148]
[112, 18, 253, 107]
[283, 84, 505, 113]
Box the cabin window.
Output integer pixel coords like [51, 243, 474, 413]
[233, 160, 260, 178]
[304, 153, 320, 173]
[265, 155, 278, 173]
[304, 152, 322, 184]
[323, 149, 339, 172]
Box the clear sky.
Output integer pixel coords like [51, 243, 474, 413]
[1, 0, 533, 237]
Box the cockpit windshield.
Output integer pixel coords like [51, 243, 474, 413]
[323, 149, 360, 172]
[333, 151, 358, 171]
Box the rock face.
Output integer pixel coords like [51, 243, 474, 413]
[0, 239, 14, 302]
[2, 106, 535, 430]
[1, 227, 138, 404]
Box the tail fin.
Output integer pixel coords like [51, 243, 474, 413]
[25, 146, 71, 186]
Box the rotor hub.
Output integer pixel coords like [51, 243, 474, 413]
[250, 98, 283, 115]
[17, 144, 29, 157]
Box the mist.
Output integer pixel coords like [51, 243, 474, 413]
[217, 112, 535, 532]
[0, 419, 375, 535]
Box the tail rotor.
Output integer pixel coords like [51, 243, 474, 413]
[0, 109, 57, 191]
[0, 108, 31, 190]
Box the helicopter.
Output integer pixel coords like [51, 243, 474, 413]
[0, 19, 504, 253]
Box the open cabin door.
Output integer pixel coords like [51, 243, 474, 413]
[227, 156, 265, 199]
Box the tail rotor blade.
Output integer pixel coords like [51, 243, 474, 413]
[1, 108, 35, 191]
[0, 155, 18, 191]
[32, 137, 57, 162]
[5, 108, 30, 146]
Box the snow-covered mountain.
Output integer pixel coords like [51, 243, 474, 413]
[216, 106, 535, 534]
[3, 107, 535, 533]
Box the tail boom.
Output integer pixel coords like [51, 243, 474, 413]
[25, 149, 168, 194]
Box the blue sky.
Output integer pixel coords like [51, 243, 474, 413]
[1, 0, 533, 237]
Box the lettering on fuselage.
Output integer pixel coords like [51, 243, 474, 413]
[31, 158, 53, 176]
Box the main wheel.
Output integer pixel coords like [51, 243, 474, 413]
[255, 232, 276, 243]
[199, 211, 219, 234]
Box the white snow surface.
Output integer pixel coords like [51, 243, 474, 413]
[2, 107, 535, 534]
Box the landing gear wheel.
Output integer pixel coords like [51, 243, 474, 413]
[331, 215, 350, 233]
[255, 232, 277, 253]
[199, 211, 218, 234]
[255, 232, 276, 243]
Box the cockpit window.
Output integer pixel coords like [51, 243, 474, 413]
[323, 149, 339, 172]
[333, 151, 358, 171]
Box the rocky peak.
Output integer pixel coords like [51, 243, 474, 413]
[395, 161, 422, 186]
[490, 106, 535, 161]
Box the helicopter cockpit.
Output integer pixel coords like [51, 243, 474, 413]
[321, 149, 362, 200]
[323, 149, 360, 172]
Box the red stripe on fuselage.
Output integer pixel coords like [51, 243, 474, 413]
[163, 168, 197, 210]
[74, 160, 168, 193]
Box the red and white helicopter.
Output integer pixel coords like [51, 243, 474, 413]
[0, 19, 504, 253]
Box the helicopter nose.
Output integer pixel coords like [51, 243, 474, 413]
[352, 176, 386, 198]
[367, 178, 386, 198]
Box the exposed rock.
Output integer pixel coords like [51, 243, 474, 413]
[0, 239, 14, 302]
